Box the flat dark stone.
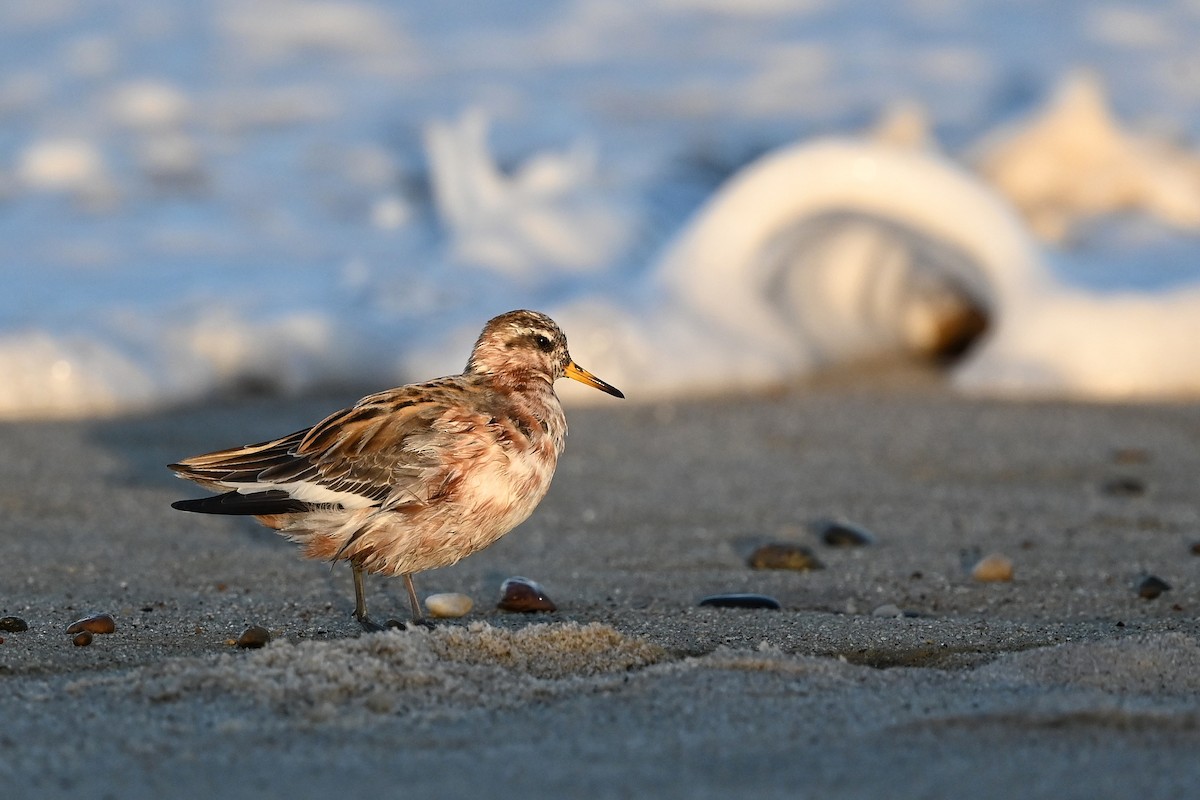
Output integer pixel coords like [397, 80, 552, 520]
[0, 616, 28, 633]
[1101, 476, 1146, 497]
[1138, 575, 1171, 599]
[698, 593, 782, 610]
[810, 519, 876, 547]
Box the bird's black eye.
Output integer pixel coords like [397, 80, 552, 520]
[533, 334, 554, 352]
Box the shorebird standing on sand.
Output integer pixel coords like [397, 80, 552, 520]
[169, 310, 624, 631]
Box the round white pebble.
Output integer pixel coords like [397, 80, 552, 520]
[425, 592, 474, 619]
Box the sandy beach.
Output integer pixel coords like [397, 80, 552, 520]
[2, 366, 1199, 798]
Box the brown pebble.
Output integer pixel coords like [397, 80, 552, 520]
[747, 543, 823, 571]
[1190, 542, 1200, 556]
[811, 519, 876, 547]
[72, 631, 93, 647]
[66, 613, 116, 635]
[0, 616, 28, 633]
[698, 593, 782, 610]
[971, 553, 1014, 582]
[1111, 447, 1150, 464]
[1137, 575, 1170, 599]
[236, 625, 272, 648]
[497, 577, 556, 613]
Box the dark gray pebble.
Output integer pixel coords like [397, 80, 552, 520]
[747, 543, 823, 571]
[1138, 575, 1171, 599]
[698, 593, 782, 610]
[0, 616, 28, 633]
[1102, 476, 1146, 497]
[811, 519, 876, 547]
[236, 625, 272, 648]
[497, 577, 557, 613]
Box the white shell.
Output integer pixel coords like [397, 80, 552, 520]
[425, 592, 474, 619]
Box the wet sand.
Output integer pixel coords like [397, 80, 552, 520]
[2, 367, 1199, 798]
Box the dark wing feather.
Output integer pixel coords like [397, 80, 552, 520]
[168, 428, 309, 490]
[171, 490, 316, 515]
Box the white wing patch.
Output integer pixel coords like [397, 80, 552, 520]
[232, 480, 378, 509]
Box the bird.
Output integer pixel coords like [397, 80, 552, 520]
[168, 310, 624, 631]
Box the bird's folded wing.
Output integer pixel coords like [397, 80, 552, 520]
[169, 386, 463, 509]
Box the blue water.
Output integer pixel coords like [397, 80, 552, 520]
[2, 0, 1199, 416]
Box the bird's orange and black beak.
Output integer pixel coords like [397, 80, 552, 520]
[565, 361, 624, 399]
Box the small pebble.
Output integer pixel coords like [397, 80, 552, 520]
[66, 613, 116, 635]
[1111, 447, 1150, 464]
[697, 593, 781, 610]
[1190, 542, 1200, 556]
[971, 553, 1014, 582]
[0, 616, 28, 633]
[497, 577, 556, 613]
[1137, 575, 1170, 600]
[1101, 476, 1146, 497]
[72, 631, 93, 647]
[811, 519, 876, 547]
[425, 592, 473, 619]
[236, 625, 272, 648]
[871, 603, 903, 618]
[747, 543, 823, 571]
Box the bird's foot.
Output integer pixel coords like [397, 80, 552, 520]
[354, 613, 388, 633]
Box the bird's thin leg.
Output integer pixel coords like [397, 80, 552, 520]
[403, 574, 434, 629]
[352, 563, 385, 632]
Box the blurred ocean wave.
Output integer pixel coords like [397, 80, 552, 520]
[3, 1, 1200, 417]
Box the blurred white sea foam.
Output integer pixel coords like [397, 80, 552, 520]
[2, 1, 1200, 418]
